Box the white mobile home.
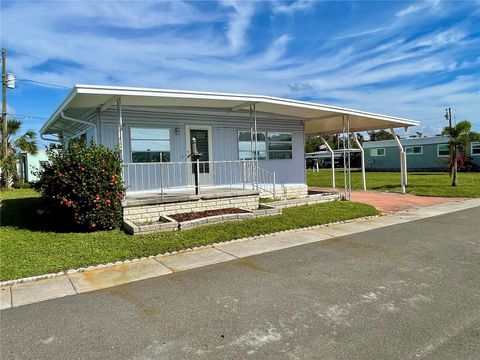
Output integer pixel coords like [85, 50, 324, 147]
[40, 85, 418, 198]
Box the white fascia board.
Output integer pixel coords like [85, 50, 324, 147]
[73, 84, 419, 127]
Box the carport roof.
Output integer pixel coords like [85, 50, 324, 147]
[41, 84, 419, 136]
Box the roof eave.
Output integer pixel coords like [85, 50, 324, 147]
[40, 86, 79, 135]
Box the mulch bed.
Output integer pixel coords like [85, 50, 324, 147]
[308, 190, 334, 195]
[169, 208, 250, 222]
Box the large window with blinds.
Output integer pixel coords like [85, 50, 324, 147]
[238, 131, 292, 160]
[238, 131, 267, 160]
[131, 128, 170, 163]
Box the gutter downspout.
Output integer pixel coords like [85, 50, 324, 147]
[60, 111, 95, 126]
[40, 134, 61, 143]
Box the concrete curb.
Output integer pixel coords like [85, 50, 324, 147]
[1, 198, 479, 309]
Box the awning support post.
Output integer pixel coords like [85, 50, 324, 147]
[390, 128, 406, 194]
[342, 115, 352, 200]
[117, 97, 124, 162]
[320, 136, 335, 189]
[352, 132, 366, 191]
[253, 104, 259, 191]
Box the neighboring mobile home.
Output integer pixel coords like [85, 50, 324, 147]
[17, 150, 49, 183]
[364, 136, 480, 171]
[40, 85, 418, 198]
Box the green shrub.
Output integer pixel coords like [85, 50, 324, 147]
[35, 140, 125, 231]
[12, 181, 32, 189]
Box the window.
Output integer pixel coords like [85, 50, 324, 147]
[238, 131, 292, 160]
[437, 144, 449, 157]
[238, 131, 267, 160]
[268, 132, 292, 159]
[370, 148, 385, 157]
[131, 128, 170, 163]
[405, 146, 423, 155]
[471, 142, 480, 156]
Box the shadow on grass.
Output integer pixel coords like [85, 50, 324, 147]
[1, 197, 87, 233]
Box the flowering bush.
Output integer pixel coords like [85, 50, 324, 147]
[35, 140, 125, 231]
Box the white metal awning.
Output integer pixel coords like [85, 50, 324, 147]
[41, 84, 419, 136]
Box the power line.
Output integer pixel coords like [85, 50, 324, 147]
[6, 113, 48, 120]
[16, 79, 70, 89]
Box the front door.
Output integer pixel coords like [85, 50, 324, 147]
[187, 126, 213, 186]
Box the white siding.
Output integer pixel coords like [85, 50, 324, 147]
[98, 106, 306, 185]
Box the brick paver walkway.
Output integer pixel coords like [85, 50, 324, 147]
[309, 188, 467, 214]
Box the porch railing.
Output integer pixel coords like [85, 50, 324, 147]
[123, 160, 276, 197]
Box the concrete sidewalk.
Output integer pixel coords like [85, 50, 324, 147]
[1, 198, 479, 310]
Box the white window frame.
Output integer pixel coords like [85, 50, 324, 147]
[130, 127, 171, 163]
[471, 142, 480, 156]
[238, 130, 293, 160]
[405, 146, 423, 155]
[437, 144, 449, 157]
[370, 148, 386, 157]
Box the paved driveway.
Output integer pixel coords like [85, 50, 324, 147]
[310, 187, 466, 213]
[1, 207, 479, 359]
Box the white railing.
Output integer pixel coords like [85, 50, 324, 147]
[256, 166, 276, 198]
[123, 160, 276, 196]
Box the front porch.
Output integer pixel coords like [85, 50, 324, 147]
[122, 186, 342, 234]
[122, 159, 309, 199]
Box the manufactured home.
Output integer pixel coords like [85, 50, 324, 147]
[16, 150, 49, 183]
[40, 85, 418, 226]
[40, 85, 418, 195]
[364, 136, 480, 171]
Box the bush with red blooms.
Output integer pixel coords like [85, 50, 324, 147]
[35, 140, 125, 231]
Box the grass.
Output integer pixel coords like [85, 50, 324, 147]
[0, 189, 378, 281]
[307, 169, 480, 198]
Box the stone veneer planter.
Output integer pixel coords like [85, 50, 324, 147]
[122, 185, 344, 235]
[123, 190, 260, 224]
[124, 204, 281, 235]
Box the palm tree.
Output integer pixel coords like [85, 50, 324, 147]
[0, 118, 38, 189]
[441, 120, 480, 186]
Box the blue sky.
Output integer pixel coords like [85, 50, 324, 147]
[1, 0, 479, 143]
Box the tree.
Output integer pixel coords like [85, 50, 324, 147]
[305, 134, 340, 153]
[367, 129, 394, 141]
[0, 118, 38, 189]
[441, 120, 480, 186]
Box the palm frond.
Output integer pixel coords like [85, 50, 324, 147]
[14, 134, 38, 155]
[6, 118, 22, 136]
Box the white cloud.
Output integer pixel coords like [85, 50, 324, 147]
[1, 0, 478, 137]
[220, 0, 256, 53]
[396, 0, 441, 17]
[273, 0, 315, 14]
[396, 4, 423, 17]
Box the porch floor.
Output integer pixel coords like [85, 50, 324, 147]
[123, 188, 260, 207]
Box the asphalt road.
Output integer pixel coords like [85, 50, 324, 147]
[1, 207, 479, 360]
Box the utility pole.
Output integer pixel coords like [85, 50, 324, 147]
[445, 107, 452, 128]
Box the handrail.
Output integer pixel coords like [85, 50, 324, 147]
[123, 159, 277, 196]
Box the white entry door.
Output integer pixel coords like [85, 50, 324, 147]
[186, 126, 213, 186]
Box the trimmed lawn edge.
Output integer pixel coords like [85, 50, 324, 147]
[0, 214, 379, 286]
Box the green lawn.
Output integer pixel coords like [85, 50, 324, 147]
[307, 170, 480, 198]
[0, 189, 378, 281]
